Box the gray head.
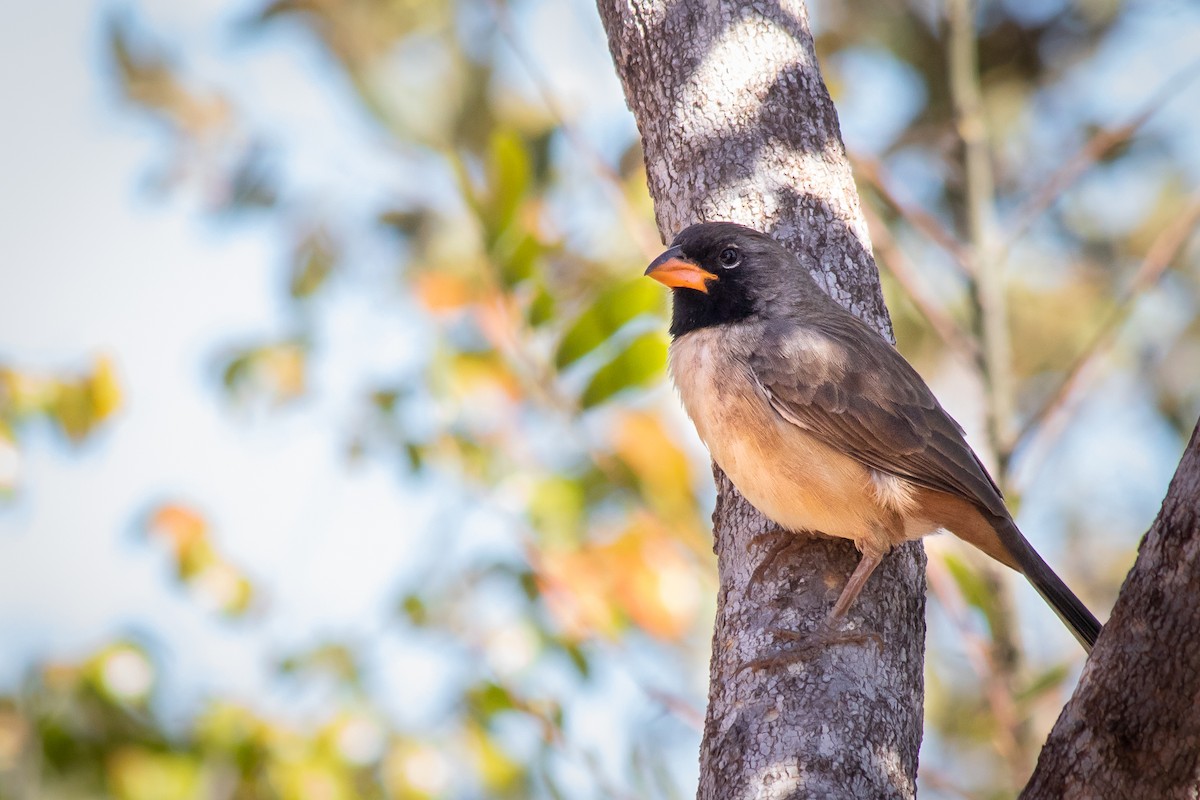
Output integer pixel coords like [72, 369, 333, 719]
[644, 222, 821, 337]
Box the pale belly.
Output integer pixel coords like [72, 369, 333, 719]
[669, 328, 934, 556]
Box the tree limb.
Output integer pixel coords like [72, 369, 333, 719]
[1023, 419, 1200, 798]
[596, 2, 925, 797]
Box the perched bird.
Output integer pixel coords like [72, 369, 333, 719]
[645, 221, 1101, 652]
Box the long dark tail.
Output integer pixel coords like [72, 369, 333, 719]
[994, 516, 1101, 652]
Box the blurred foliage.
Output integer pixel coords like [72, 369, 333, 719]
[0, 356, 122, 445]
[3, 0, 1199, 798]
[0, 356, 122, 497]
[145, 504, 257, 617]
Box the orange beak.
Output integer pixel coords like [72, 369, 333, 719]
[644, 246, 717, 293]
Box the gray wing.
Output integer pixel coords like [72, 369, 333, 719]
[748, 315, 1009, 519]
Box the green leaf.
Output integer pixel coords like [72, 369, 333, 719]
[1016, 663, 1070, 705]
[289, 231, 336, 299]
[528, 477, 585, 547]
[371, 389, 400, 413]
[496, 229, 540, 287]
[403, 441, 425, 471]
[276, 643, 361, 688]
[527, 284, 556, 327]
[514, 569, 539, 602]
[942, 553, 992, 614]
[467, 681, 516, 721]
[554, 280, 662, 370]
[580, 331, 667, 409]
[483, 129, 531, 246]
[379, 208, 424, 236]
[109, 749, 203, 800]
[561, 641, 589, 678]
[399, 593, 428, 626]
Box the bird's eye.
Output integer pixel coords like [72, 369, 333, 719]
[718, 247, 741, 268]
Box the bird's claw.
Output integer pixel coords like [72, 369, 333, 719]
[737, 625, 883, 674]
[746, 529, 807, 585]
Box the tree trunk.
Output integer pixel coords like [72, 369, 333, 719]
[1022, 420, 1200, 799]
[596, 2, 926, 797]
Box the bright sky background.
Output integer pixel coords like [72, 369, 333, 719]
[0, 0, 444, 712]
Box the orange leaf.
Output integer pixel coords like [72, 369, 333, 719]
[147, 504, 207, 555]
[535, 515, 701, 642]
[413, 273, 474, 312]
[612, 411, 692, 501]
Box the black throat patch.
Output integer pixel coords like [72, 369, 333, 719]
[668, 279, 755, 338]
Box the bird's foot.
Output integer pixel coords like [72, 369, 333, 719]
[737, 624, 883, 674]
[747, 529, 808, 585]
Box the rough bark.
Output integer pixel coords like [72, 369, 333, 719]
[596, 2, 926, 797]
[1022, 420, 1200, 799]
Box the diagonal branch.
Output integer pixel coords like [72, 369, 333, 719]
[860, 199, 980, 364]
[1003, 56, 1200, 251]
[852, 151, 974, 275]
[1016, 192, 1200, 451]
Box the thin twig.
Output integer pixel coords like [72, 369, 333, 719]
[1003, 56, 1200, 251]
[948, 0, 1016, 461]
[642, 686, 705, 731]
[860, 199, 981, 364]
[1016, 192, 1200, 449]
[852, 151, 974, 275]
[946, 0, 1030, 779]
[485, 0, 662, 259]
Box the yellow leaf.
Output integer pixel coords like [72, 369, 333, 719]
[606, 516, 700, 641]
[262, 344, 306, 403]
[88, 354, 123, 422]
[535, 515, 701, 642]
[107, 748, 204, 800]
[466, 722, 524, 792]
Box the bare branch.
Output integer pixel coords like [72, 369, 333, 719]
[945, 2, 1035, 783]
[860, 199, 981, 364]
[947, 0, 1017, 462]
[641, 686, 704, 731]
[1016, 192, 1200, 450]
[852, 151, 973, 275]
[1004, 56, 1200, 250]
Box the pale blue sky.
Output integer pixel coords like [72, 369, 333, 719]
[0, 0, 443, 711]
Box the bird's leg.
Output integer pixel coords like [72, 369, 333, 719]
[738, 551, 887, 673]
[828, 551, 884, 621]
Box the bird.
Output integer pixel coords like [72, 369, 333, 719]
[644, 220, 1101, 652]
